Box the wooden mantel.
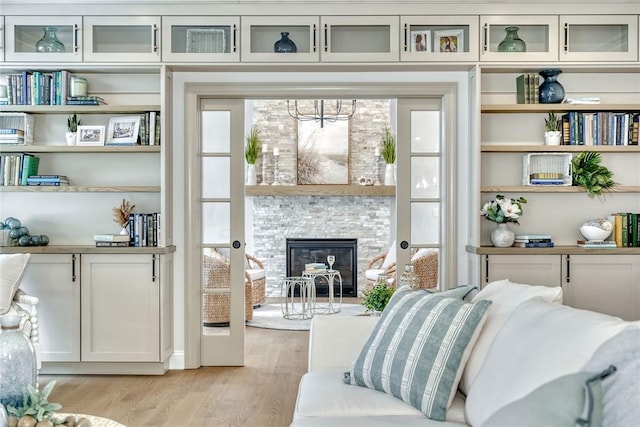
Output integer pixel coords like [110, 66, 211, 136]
[245, 185, 395, 196]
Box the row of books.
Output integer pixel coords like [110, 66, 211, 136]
[513, 234, 554, 248]
[139, 111, 161, 146]
[0, 154, 40, 186]
[515, 73, 540, 104]
[561, 112, 639, 146]
[128, 213, 161, 247]
[3, 70, 71, 106]
[612, 213, 640, 248]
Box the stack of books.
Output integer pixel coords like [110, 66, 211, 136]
[66, 95, 107, 106]
[94, 233, 131, 247]
[576, 240, 617, 248]
[26, 175, 68, 186]
[0, 128, 26, 145]
[304, 262, 327, 272]
[513, 234, 554, 248]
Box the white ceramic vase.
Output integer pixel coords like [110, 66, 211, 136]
[490, 223, 516, 247]
[544, 131, 562, 146]
[65, 132, 77, 146]
[384, 163, 395, 185]
[246, 164, 257, 185]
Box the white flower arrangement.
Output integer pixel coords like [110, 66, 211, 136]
[481, 194, 527, 224]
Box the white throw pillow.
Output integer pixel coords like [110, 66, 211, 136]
[0, 253, 31, 315]
[465, 298, 631, 427]
[460, 279, 563, 395]
[380, 240, 396, 270]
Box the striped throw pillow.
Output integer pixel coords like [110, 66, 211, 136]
[344, 286, 492, 421]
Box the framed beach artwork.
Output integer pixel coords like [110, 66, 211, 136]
[411, 30, 431, 52]
[297, 119, 350, 185]
[76, 125, 106, 146]
[434, 29, 464, 53]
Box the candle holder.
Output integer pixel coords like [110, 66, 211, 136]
[374, 154, 382, 186]
[260, 151, 269, 185]
[273, 154, 281, 185]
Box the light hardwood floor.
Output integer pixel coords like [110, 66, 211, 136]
[41, 327, 309, 427]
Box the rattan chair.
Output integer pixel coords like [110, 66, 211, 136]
[412, 249, 439, 289]
[245, 254, 266, 307]
[364, 242, 397, 292]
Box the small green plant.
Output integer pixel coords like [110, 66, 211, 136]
[7, 381, 62, 426]
[66, 113, 81, 133]
[380, 127, 396, 164]
[244, 127, 261, 164]
[362, 281, 395, 313]
[544, 112, 561, 132]
[572, 151, 616, 198]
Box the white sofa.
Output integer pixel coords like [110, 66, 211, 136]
[291, 280, 640, 427]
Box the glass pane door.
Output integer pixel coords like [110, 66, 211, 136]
[200, 98, 246, 366]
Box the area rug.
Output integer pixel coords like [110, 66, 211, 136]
[247, 303, 368, 331]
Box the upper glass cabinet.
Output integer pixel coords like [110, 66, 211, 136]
[0, 17, 4, 63]
[162, 16, 239, 62]
[560, 15, 638, 62]
[4, 16, 82, 62]
[480, 15, 558, 62]
[400, 16, 478, 62]
[321, 16, 399, 62]
[83, 16, 161, 62]
[241, 16, 319, 62]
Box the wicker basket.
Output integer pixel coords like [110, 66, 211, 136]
[522, 153, 572, 186]
[0, 113, 34, 145]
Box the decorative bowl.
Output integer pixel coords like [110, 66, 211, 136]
[579, 225, 612, 242]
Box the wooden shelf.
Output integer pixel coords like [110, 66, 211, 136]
[481, 145, 640, 153]
[0, 145, 160, 153]
[481, 185, 640, 193]
[245, 185, 395, 196]
[466, 245, 640, 255]
[0, 185, 160, 192]
[481, 104, 639, 114]
[0, 245, 176, 255]
[0, 105, 160, 114]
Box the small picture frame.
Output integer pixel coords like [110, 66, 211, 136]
[106, 116, 141, 145]
[434, 29, 464, 53]
[76, 125, 105, 146]
[410, 30, 431, 52]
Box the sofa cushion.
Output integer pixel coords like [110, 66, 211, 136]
[0, 253, 31, 315]
[291, 415, 467, 427]
[345, 285, 491, 421]
[465, 298, 631, 427]
[460, 279, 563, 394]
[583, 325, 640, 427]
[483, 366, 615, 427]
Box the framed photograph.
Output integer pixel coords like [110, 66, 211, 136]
[76, 125, 105, 146]
[106, 116, 141, 145]
[434, 29, 464, 53]
[297, 119, 349, 185]
[410, 30, 431, 52]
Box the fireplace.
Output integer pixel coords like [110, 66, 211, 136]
[286, 238, 357, 297]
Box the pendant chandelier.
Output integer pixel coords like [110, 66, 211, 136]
[287, 99, 357, 128]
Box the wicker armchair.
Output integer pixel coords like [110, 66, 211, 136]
[245, 254, 266, 307]
[364, 242, 397, 292]
[412, 249, 439, 290]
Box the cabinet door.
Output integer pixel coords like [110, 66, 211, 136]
[19, 254, 80, 362]
[563, 255, 640, 321]
[483, 254, 561, 287]
[80, 254, 160, 362]
[321, 16, 399, 62]
[162, 16, 239, 62]
[240, 16, 319, 62]
[480, 15, 558, 62]
[5, 16, 82, 62]
[83, 16, 160, 62]
[400, 16, 478, 62]
[0, 16, 5, 63]
[560, 15, 638, 62]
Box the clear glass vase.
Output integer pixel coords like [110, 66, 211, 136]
[497, 26, 526, 52]
[35, 26, 66, 53]
[400, 264, 419, 289]
[0, 315, 37, 409]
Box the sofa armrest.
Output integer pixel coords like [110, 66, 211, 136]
[308, 315, 379, 372]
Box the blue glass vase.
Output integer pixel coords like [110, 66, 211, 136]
[539, 69, 565, 104]
[274, 32, 297, 53]
[0, 315, 37, 409]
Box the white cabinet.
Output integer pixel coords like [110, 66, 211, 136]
[4, 16, 82, 63]
[19, 254, 80, 362]
[480, 15, 558, 62]
[80, 253, 172, 362]
[83, 16, 161, 62]
[400, 16, 479, 62]
[562, 254, 640, 321]
[162, 16, 239, 62]
[482, 254, 561, 287]
[0, 16, 5, 62]
[321, 16, 399, 62]
[241, 16, 319, 62]
[559, 15, 638, 62]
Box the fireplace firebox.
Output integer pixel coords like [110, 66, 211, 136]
[286, 238, 357, 297]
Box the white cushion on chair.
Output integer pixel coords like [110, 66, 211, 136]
[365, 268, 386, 282]
[245, 268, 264, 281]
[380, 240, 396, 270]
[0, 253, 31, 315]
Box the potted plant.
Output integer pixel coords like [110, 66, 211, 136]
[244, 127, 261, 185]
[572, 151, 616, 198]
[362, 276, 395, 315]
[66, 113, 81, 146]
[481, 194, 527, 247]
[544, 112, 562, 145]
[381, 127, 396, 185]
